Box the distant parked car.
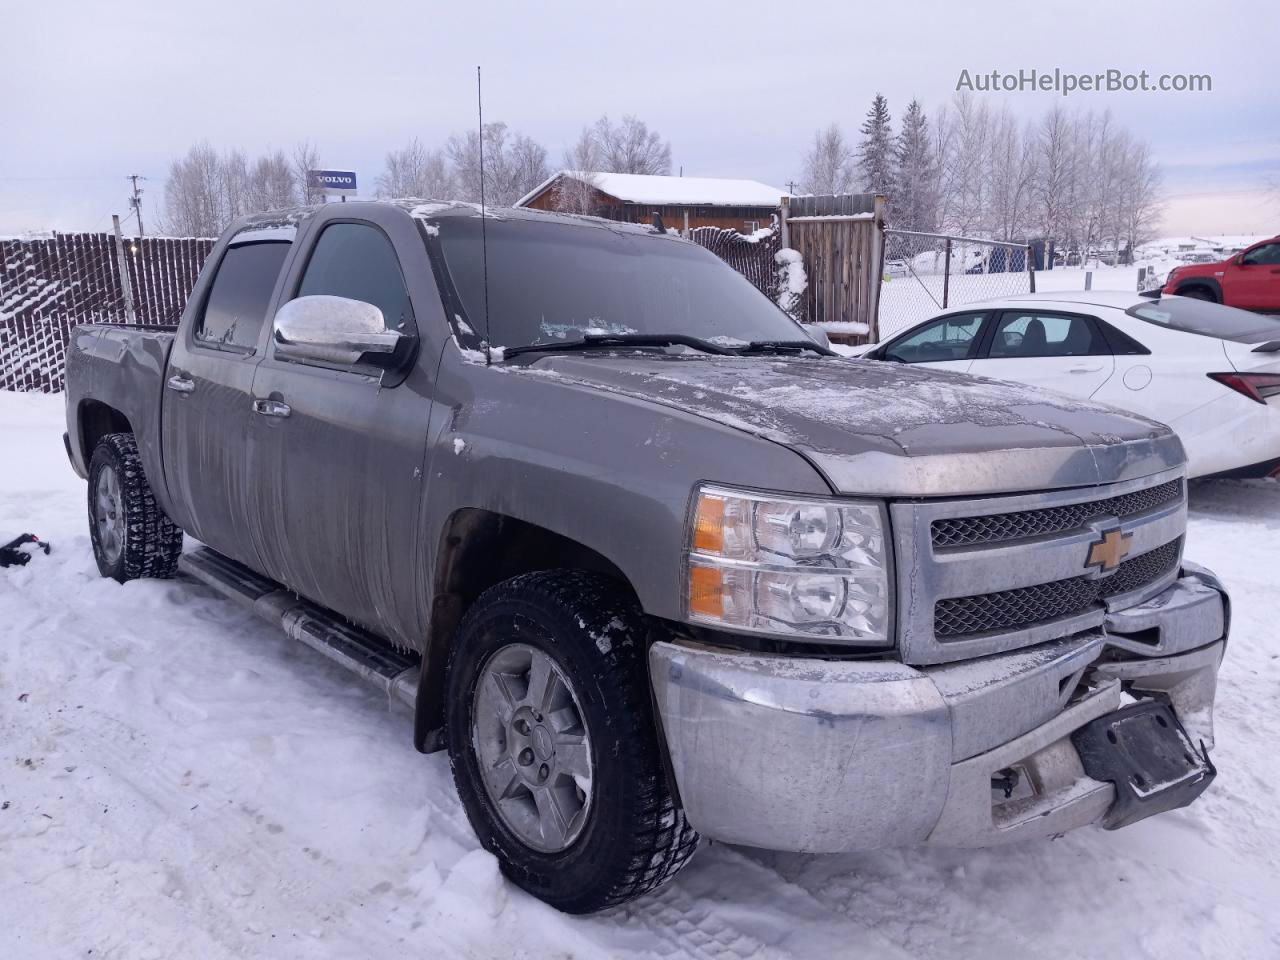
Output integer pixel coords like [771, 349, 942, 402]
[1162, 236, 1280, 311]
[858, 292, 1280, 478]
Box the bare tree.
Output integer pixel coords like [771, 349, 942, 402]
[1118, 140, 1163, 257]
[245, 150, 299, 213]
[799, 125, 856, 195]
[292, 141, 324, 206]
[1033, 106, 1075, 248]
[446, 122, 549, 206]
[591, 115, 671, 175]
[222, 148, 250, 221]
[552, 126, 604, 214]
[935, 93, 993, 236]
[376, 138, 454, 199]
[162, 141, 227, 237]
[986, 109, 1038, 242]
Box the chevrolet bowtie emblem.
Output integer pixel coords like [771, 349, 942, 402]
[1086, 527, 1132, 573]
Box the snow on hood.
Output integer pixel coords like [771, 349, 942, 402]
[521, 355, 1185, 496]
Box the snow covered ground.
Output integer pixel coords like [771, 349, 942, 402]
[2, 390, 1278, 959]
[879, 264, 1153, 339]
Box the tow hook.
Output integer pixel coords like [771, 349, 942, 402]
[991, 767, 1021, 799]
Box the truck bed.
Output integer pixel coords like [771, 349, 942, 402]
[63, 322, 176, 482]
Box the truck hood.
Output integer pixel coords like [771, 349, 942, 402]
[524, 354, 1184, 496]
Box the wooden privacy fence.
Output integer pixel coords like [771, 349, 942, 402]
[781, 194, 885, 342]
[685, 221, 781, 299]
[0, 233, 214, 392]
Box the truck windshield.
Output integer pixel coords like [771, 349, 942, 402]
[1127, 297, 1280, 344]
[429, 216, 806, 351]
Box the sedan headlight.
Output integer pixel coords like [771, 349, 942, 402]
[684, 485, 891, 645]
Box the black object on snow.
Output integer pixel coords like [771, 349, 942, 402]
[0, 533, 51, 568]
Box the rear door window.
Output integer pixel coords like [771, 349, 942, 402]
[988, 312, 1108, 358]
[196, 241, 291, 351]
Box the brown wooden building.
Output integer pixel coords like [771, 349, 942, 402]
[515, 171, 787, 233]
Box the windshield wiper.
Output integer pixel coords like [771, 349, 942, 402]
[503, 333, 738, 359]
[737, 339, 837, 357]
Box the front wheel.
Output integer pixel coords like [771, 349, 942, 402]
[1179, 286, 1217, 302]
[445, 570, 698, 913]
[87, 432, 183, 583]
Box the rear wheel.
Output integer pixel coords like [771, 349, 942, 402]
[445, 570, 698, 913]
[87, 432, 183, 583]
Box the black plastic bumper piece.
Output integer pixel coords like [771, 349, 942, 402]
[1072, 700, 1216, 830]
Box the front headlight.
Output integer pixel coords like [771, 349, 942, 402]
[684, 484, 892, 645]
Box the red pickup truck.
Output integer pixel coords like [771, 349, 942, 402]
[1162, 236, 1280, 311]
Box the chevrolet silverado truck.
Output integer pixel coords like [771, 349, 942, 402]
[63, 200, 1229, 914]
[1162, 235, 1280, 310]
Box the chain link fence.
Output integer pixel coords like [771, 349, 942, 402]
[1, 233, 214, 392]
[878, 230, 1037, 339]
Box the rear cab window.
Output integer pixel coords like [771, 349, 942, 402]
[1128, 298, 1280, 344]
[196, 241, 291, 351]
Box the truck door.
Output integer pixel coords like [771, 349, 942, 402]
[1229, 241, 1280, 311]
[161, 236, 292, 567]
[968, 311, 1114, 399]
[247, 210, 433, 647]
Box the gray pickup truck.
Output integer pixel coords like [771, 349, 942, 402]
[64, 199, 1228, 914]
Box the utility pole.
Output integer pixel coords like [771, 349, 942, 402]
[786, 180, 799, 194]
[127, 175, 146, 237]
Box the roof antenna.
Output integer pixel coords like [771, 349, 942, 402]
[477, 65, 492, 367]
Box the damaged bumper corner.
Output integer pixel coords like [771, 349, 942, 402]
[648, 569, 1227, 854]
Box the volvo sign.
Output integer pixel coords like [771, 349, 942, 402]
[308, 169, 358, 198]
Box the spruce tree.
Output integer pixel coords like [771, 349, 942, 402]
[857, 94, 895, 197]
[893, 99, 938, 232]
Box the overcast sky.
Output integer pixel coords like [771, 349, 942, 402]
[5, 0, 1277, 238]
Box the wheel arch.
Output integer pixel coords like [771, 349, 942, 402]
[414, 508, 638, 752]
[1174, 277, 1222, 302]
[77, 399, 134, 462]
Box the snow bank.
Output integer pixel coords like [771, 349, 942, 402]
[775, 247, 807, 317]
[1, 391, 1278, 958]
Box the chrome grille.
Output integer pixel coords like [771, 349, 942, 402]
[934, 538, 1183, 639]
[931, 479, 1183, 548]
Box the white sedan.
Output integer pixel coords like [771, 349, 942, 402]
[858, 292, 1280, 479]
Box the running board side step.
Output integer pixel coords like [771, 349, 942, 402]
[178, 547, 419, 709]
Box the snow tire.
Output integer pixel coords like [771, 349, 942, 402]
[446, 569, 699, 914]
[87, 432, 183, 583]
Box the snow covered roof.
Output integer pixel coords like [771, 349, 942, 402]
[515, 171, 788, 209]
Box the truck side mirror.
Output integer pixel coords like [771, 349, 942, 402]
[273, 295, 403, 366]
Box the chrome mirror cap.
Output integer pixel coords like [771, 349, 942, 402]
[273, 295, 402, 365]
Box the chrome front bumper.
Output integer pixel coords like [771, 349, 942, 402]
[649, 566, 1227, 853]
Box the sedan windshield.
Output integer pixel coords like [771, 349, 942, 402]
[428, 216, 807, 351]
[1128, 297, 1280, 344]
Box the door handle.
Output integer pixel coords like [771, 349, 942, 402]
[166, 375, 195, 394]
[1069, 364, 1104, 373]
[252, 399, 291, 419]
